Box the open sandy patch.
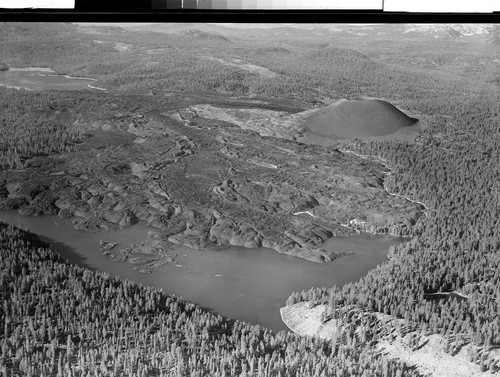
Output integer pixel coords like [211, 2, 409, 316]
[281, 302, 499, 377]
[202, 56, 278, 79]
[114, 42, 131, 52]
[186, 104, 311, 140]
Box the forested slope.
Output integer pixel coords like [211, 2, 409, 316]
[288, 90, 500, 372]
[0, 89, 82, 170]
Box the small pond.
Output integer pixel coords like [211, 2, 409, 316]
[0, 67, 105, 91]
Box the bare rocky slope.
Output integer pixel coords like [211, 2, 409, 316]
[281, 302, 500, 377]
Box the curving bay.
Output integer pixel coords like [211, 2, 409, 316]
[0, 210, 402, 332]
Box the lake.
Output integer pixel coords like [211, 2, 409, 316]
[0, 210, 402, 332]
[0, 68, 105, 91]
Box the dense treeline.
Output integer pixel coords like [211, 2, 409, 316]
[0, 223, 423, 377]
[289, 91, 500, 371]
[0, 88, 82, 169]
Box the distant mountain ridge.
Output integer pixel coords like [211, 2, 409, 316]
[401, 24, 498, 38]
[74, 23, 499, 44]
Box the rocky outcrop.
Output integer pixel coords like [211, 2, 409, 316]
[0, 93, 424, 264]
[130, 162, 149, 179]
[209, 214, 262, 248]
[280, 302, 336, 339]
[99, 240, 118, 254]
[344, 217, 420, 238]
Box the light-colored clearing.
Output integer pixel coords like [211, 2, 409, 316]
[0, 84, 33, 91]
[280, 302, 337, 339]
[88, 84, 107, 91]
[114, 42, 131, 52]
[378, 335, 499, 377]
[8, 67, 55, 72]
[63, 75, 96, 81]
[246, 159, 278, 169]
[147, 48, 168, 54]
[292, 211, 318, 217]
[188, 104, 308, 139]
[281, 302, 500, 377]
[202, 56, 277, 79]
[425, 291, 469, 300]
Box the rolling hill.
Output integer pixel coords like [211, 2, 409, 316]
[303, 99, 418, 139]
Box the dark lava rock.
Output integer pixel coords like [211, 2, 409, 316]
[0, 92, 424, 264]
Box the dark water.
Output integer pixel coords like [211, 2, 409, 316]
[0, 210, 403, 332]
[0, 68, 104, 91]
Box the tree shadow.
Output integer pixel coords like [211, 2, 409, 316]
[413, 338, 430, 351]
[38, 234, 96, 272]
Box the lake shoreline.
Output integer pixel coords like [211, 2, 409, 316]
[0, 67, 102, 91]
[0, 210, 403, 332]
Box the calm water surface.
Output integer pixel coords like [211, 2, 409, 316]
[0, 68, 104, 91]
[0, 210, 402, 332]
